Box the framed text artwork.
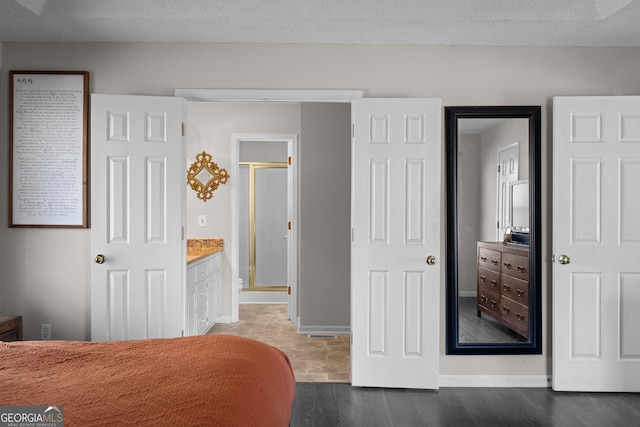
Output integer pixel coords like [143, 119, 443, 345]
[9, 71, 89, 228]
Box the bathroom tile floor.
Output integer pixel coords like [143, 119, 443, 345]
[208, 304, 350, 382]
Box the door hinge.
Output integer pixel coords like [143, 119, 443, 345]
[288, 221, 292, 230]
[288, 286, 291, 295]
[181, 226, 185, 240]
[352, 123, 355, 138]
[181, 122, 185, 136]
[288, 156, 292, 165]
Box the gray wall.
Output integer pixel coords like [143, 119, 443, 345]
[3, 42, 640, 377]
[299, 103, 351, 329]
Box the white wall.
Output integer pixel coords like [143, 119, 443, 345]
[479, 119, 529, 241]
[3, 43, 640, 377]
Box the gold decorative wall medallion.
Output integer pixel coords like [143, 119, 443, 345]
[187, 151, 229, 201]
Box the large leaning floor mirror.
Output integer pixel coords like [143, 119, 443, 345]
[445, 106, 542, 354]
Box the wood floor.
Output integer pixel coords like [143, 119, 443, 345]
[291, 383, 640, 426]
[208, 303, 350, 382]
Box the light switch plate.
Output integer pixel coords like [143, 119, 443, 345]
[198, 215, 207, 227]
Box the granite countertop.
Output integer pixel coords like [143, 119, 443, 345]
[187, 238, 224, 264]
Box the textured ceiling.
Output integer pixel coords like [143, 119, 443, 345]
[2, 0, 640, 46]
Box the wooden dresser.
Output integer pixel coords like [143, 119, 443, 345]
[0, 315, 23, 342]
[477, 242, 529, 338]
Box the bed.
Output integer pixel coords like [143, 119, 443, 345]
[0, 334, 296, 426]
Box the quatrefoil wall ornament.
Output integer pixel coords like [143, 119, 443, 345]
[186, 151, 229, 201]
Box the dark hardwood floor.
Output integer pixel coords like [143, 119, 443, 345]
[291, 383, 640, 426]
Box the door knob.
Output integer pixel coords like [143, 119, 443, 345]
[94, 254, 106, 264]
[558, 254, 570, 265]
[426, 255, 436, 265]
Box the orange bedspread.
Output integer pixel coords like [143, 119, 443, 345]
[0, 335, 296, 426]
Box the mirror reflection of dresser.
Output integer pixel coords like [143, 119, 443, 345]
[477, 241, 530, 339]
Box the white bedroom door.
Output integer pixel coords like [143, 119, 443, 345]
[351, 98, 441, 389]
[91, 94, 185, 342]
[553, 96, 640, 391]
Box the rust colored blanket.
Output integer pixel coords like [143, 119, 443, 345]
[0, 335, 295, 426]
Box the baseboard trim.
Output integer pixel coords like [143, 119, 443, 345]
[215, 315, 232, 324]
[439, 375, 551, 388]
[297, 325, 351, 335]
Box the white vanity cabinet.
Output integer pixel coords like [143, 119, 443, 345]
[185, 252, 221, 336]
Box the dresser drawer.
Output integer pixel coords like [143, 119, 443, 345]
[478, 289, 501, 317]
[478, 248, 501, 272]
[501, 252, 529, 281]
[501, 276, 529, 306]
[477, 268, 500, 294]
[501, 296, 529, 338]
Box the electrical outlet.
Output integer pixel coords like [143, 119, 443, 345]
[41, 323, 51, 340]
[198, 215, 207, 227]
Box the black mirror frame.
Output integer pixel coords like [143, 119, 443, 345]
[445, 106, 542, 355]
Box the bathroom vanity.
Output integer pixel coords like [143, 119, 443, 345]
[186, 239, 223, 336]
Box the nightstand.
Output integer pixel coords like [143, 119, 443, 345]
[0, 315, 23, 341]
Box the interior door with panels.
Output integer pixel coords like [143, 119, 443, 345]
[553, 96, 640, 392]
[91, 94, 185, 342]
[351, 98, 441, 389]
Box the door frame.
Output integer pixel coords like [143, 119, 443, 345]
[174, 89, 363, 324]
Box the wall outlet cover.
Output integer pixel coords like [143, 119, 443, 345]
[41, 323, 51, 340]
